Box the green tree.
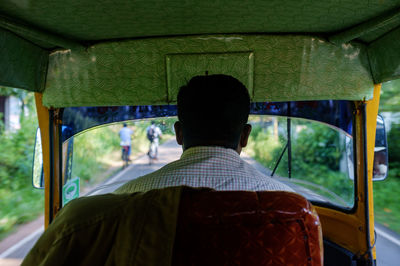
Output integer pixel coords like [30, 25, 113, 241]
[379, 80, 400, 175]
[0, 88, 42, 239]
[0, 87, 35, 124]
[380, 80, 400, 112]
[292, 122, 341, 171]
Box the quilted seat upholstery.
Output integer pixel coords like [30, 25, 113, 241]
[172, 190, 323, 266]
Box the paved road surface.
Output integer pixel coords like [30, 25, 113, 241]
[1, 140, 400, 265]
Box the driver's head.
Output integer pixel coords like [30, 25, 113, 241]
[175, 74, 251, 152]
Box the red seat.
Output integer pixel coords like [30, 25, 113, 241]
[172, 190, 323, 266]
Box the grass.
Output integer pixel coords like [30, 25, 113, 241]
[0, 187, 44, 240]
[373, 176, 400, 233]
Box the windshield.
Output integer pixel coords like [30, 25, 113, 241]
[61, 102, 355, 210]
[246, 115, 354, 209]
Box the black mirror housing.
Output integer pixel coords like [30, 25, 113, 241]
[373, 115, 389, 181]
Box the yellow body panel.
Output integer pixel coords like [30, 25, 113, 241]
[365, 84, 382, 259]
[316, 207, 366, 251]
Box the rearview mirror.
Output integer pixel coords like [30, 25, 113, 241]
[373, 115, 388, 181]
[32, 127, 44, 188]
[346, 135, 354, 181]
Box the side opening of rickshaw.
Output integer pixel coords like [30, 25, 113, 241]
[1, 1, 400, 265]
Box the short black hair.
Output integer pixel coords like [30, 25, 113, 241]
[177, 74, 250, 149]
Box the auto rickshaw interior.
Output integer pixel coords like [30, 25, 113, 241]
[2, 1, 400, 265]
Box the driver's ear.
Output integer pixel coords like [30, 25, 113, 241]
[174, 121, 183, 145]
[239, 124, 252, 148]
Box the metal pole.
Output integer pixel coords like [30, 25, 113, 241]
[287, 103, 292, 178]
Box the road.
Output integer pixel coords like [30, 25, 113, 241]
[1, 140, 400, 265]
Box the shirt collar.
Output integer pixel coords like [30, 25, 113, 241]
[180, 145, 241, 162]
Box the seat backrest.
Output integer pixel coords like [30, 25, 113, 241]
[172, 190, 323, 266]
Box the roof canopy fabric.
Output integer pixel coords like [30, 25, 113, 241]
[0, 1, 400, 106]
[43, 35, 373, 107]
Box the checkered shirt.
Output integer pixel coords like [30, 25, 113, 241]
[115, 146, 293, 193]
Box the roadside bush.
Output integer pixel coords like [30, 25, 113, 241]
[0, 93, 43, 239]
[388, 123, 400, 169]
[0, 120, 37, 189]
[374, 174, 400, 233]
[247, 124, 283, 169]
[246, 118, 353, 206]
[248, 120, 343, 174]
[292, 122, 342, 171]
[72, 125, 120, 183]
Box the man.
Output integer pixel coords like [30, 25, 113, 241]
[146, 121, 163, 160]
[119, 123, 133, 161]
[116, 74, 292, 193]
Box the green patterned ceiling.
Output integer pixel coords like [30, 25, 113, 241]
[0, 0, 400, 46]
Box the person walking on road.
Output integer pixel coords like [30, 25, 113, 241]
[146, 121, 162, 162]
[119, 123, 133, 163]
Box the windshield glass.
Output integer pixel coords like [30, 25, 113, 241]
[246, 115, 354, 209]
[61, 102, 355, 210]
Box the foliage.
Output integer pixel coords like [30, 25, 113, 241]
[0, 86, 34, 125]
[380, 80, 400, 112]
[0, 187, 43, 240]
[245, 124, 281, 169]
[291, 122, 342, 171]
[0, 90, 43, 239]
[246, 117, 353, 207]
[71, 125, 121, 184]
[373, 175, 400, 233]
[0, 87, 29, 99]
[387, 123, 400, 168]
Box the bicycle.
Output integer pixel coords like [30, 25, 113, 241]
[121, 145, 130, 168]
[147, 141, 158, 165]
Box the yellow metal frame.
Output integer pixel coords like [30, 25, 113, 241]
[365, 84, 382, 260]
[35, 93, 62, 228]
[314, 84, 381, 260]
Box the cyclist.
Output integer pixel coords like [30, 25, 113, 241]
[119, 123, 133, 163]
[146, 121, 162, 161]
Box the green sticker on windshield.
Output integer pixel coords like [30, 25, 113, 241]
[63, 177, 80, 205]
